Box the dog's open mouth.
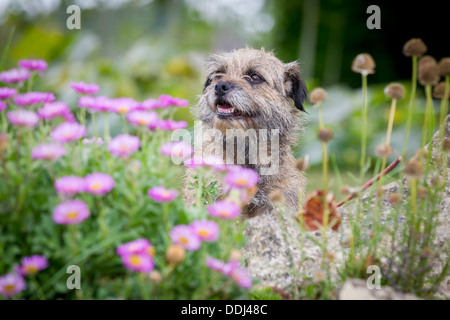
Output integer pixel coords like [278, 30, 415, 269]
[216, 102, 242, 118]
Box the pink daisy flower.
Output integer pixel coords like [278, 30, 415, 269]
[205, 257, 228, 274]
[37, 102, 71, 120]
[16, 255, 49, 276]
[0, 100, 6, 112]
[230, 267, 252, 289]
[158, 119, 188, 130]
[160, 141, 193, 159]
[70, 82, 100, 95]
[0, 87, 17, 99]
[203, 155, 227, 171]
[52, 199, 90, 225]
[117, 238, 155, 257]
[0, 273, 26, 298]
[158, 94, 189, 108]
[31, 143, 66, 160]
[50, 122, 86, 143]
[147, 186, 179, 203]
[190, 220, 220, 242]
[110, 97, 140, 114]
[7, 110, 39, 127]
[84, 172, 115, 195]
[13, 92, 55, 106]
[62, 111, 76, 123]
[54, 176, 85, 196]
[78, 96, 96, 109]
[108, 134, 141, 158]
[207, 201, 241, 219]
[120, 252, 154, 273]
[140, 98, 160, 110]
[225, 167, 259, 189]
[18, 59, 48, 72]
[183, 156, 205, 169]
[126, 110, 159, 127]
[169, 225, 201, 251]
[0, 68, 30, 84]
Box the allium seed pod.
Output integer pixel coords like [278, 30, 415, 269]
[318, 128, 334, 143]
[309, 88, 328, 104]
[443, 138, 450, 152]
[402, 38, 427, 57]
[388, 193, 401, 205]
[351, 53, 376, 75]
[384, 83, 405, 100]
[438, 58, 450, 76]
[230, 250, 242, 261]
[417, 186, 428, 199]
[339, 185, 350, 195]
[376, 187, 385, 198]
[433, 82, 449, 100]
[404, 158, 424, 179]
[165, 244, 186, 264]
[376, 143, 392, 158]
[295, 157, 309, 171]
[149, 271, 162, 283]
[418, 57, 440, 86]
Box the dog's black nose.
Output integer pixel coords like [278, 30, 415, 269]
[215, 81, 233, 96]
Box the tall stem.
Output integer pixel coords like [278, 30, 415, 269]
[402, 56, 418, 158]
[360, 74, 368, 170]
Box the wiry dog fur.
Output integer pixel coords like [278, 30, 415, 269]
[184, 48, 307, 216]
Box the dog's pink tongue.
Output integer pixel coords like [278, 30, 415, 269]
[218, 104, 232, 112]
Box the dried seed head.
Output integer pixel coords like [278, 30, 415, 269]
[269, 190, 285, 203]
[313, 270, 326, 281]
[351, 53, 376, 75]
[376, 143, 392, 158]
[230, 250, 242, 261]
[384, 83, 405, 100]
[411, 149, 428, 162]
[438, 57, 450, 76]
[443, 138, 450, 152]
[0, 133, 8, 152]
[309, 87, 328, 104]
[388, 193, 402, 205]
[318, 128, 334, 143]
[165, 244, 186, 264]
[326, 252, 336, 262]
[433, 82, 449, 100]
[376, 187, 385, 198]
[430, 175, 445, 188]
[295, 156, 309, 171]
[339, 185, 351, 195]
[403, 38, 427, 57]
[149, 271, 162, 283]
[404, 158, 424, 179]
[418, 57, 440, 86]
[417, 186, 428, 199]
[421, 247, 433, 258]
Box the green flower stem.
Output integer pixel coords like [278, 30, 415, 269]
[421, 86, 432, 149]
[439, 76, 450, 167]
[27, 73, 35, 92]
[163, 202, 170, 234]
[31, 275, 46, 300]
[360, 74, 368, 170]
[103, 113, 110, 142]
[1, 110, 7, 132]
[69, 225, 78, 257]
[138, 272, 150, 300]
[122, 116, 128, 134]
[402, 56, 418, 158]
[378, 98, 397, 186]
[80, 107, 86, 126]
[97, 196, 108, 238]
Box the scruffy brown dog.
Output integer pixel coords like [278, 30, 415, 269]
[184, 48, 307, 216]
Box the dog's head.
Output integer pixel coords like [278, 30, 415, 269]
[195, 48, 307, 133]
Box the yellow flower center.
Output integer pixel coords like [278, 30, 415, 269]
[198, 230, 209, 237]
[66, 211, 79, 219]
[219, 210, 230, 217]
[24, 265, 38, 274]
[130, 255, 142, 266]
[179, 237, 189, 244]
[162, 190, 170, 198]
[64, 131, 74, 139]
[119, 144, 129, 152]
[147, 246, 156, 257]
[3, 284, 16, 292]
[138, 119, 146, 125]
[235, 178, 248, 187]
[91, 183, 102, 191]
[118, 106, 128, 114]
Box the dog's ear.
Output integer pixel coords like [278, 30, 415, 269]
[284, 62, 308, 112]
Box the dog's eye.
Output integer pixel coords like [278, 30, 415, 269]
[251, 74, 261, 82]
[246, 73, 263, 83]
[213, 74, 222, 81]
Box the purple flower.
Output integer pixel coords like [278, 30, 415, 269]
[147, 186, 179, 203]
[18, 59, 48, 72]
[108, 134, 141, 158]
[0, 87, 17, 99]
[82, 137, 104, 145]
[62, 111, 76, 123]
[230, 267, 252, 289]
[158, 94, 189, 108]
[31, 143, 66, 160]
[203, 155, 227, 171]
[54, 176, 85, 196]
[7, 110, 39, 127]
[140, 98, 160, 110]
[169, 225, 201, 251]
[16, 255, 49, 276]
[84, 172, 115, 195]
[52, 199, 90, 224]
[160, 141, 193, 159]
[37, 102, 71, 120]
[51, 122, 86, 143]
[158, 119, 188, 130]
[110, 97, 140, 114]
[78, 96, 96, 109]
[0, 273, 26, 298]
[0, 100, 6, 112]
[205, 257, 252, 289]
[13, 92, 55, 106]
[206, 257, 228, 274]
[117, 239, 155, 257]
[0, 68, 30, 84]
[190, 220, 220, 242]
[78, 96, 111, 112]
[208, 201, 241, 219]
[225, 167, 259, 189]
[126, 110, 159, 127]
[183, 156, 204, 169]
[120, 253, 154, 273]
[70, 82, 100, 95]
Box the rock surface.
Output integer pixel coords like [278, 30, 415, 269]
[338, 279, 420, 300]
